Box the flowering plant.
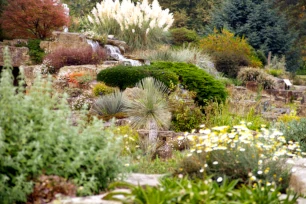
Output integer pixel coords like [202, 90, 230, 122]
[177, 122, 304, 191]
[87, 0, 174, 49]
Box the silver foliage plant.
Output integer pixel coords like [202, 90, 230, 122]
[92, 89, 127, 116]
[124, 77, 171, 142]
[0, 47, 125, 202]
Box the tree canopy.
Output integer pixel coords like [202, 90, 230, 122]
[1, 0, 69, 39]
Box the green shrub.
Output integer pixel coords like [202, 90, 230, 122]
[138, 46, 221, 79]
[149, 61, 227, 105]
[203, 100, 267, 130]
[266, 68, 284, 77]
[213, 51, 250, 78]
[169, 88, 205, 132]
[113, 125, 140, 156]
[92, 82, 118, 96]
[0, 47, 125, 203]
[97, 65, 179, 89]
[105, 177, 299, 203]
[27, 39, 45, 64]
[170, 27, 199, 46]
[279, 118, 306, 152]
[237, 67, 277, 89]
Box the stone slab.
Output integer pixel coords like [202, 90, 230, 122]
[0, 45, 30, 67]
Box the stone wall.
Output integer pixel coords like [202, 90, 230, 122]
[40, 32, 92, 53]
[266, 89, 306, 103]
[0, 45, 30, 67]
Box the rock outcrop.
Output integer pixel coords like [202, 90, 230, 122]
[40, 32, 92, 53]
[0, 46, 30, 67]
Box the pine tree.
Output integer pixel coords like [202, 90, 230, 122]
[209, 0, 297, 71]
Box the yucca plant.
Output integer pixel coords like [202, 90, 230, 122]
[124, 77, 171, 143]
[92, 90, 127, 119]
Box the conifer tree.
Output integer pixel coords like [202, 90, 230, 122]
[209, 0, 297, 71]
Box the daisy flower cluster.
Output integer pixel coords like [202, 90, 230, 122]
[177, 122, 304, 190]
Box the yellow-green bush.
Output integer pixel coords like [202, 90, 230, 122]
[170, 27, 199, 46]
[113, 125, 139, 156]
[200, 29, 261, 77]
[92, 82, 118, 96]
[278, 110, 300, 123]
[169, 88, 205, 132]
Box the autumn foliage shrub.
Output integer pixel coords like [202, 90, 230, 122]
[1, 0, 69, 39]
[200, 29, 262, 77]
[44, 46, 107, 72]
[27, 175, 77, 203]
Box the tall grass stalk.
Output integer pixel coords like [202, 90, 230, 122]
[135, 45, 222, 78]
[87, 0, 174, 50]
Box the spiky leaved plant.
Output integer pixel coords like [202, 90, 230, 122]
[124, 77, 171, 143]
[92, 89, 127, 118]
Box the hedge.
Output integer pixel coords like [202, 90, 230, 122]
[149, 62, 227, 105]
[97, 65, 179, 89]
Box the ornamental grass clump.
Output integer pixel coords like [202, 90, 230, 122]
[87, 0, 174, 50]
[177, 123, 304, 192]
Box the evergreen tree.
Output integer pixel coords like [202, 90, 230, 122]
[62, 0, 101, 17]
[158, 0, 222, 34]
[274, 0, 306, 70]
[209, 0, 298, 71]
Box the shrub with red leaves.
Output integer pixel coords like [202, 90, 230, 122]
[44, 46, 107, 72]
[26, 175, 77, 204]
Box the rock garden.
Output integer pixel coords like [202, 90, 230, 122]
[2, 0, 306, 203]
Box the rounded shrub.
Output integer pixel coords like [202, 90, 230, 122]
[149, 61, 227, 105]
[92, 82, 118, 96]
[237, 67, 277, 89]
[44, 46, 107, 72]
[97, 65, 179, 89]
[200, 29, 260, 77]
[170, 27, 199, 46]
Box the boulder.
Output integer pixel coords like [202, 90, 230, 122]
[19, 65, 42, 87]
[288, 158, 306, 196]
[58, 65, 112, 77]
[1, 39, 28, 46]
[107, 39, 128, 54]
[40, 32, 92, 53]
[0, 46, 30, 67]
[155, 142, 173, 159]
